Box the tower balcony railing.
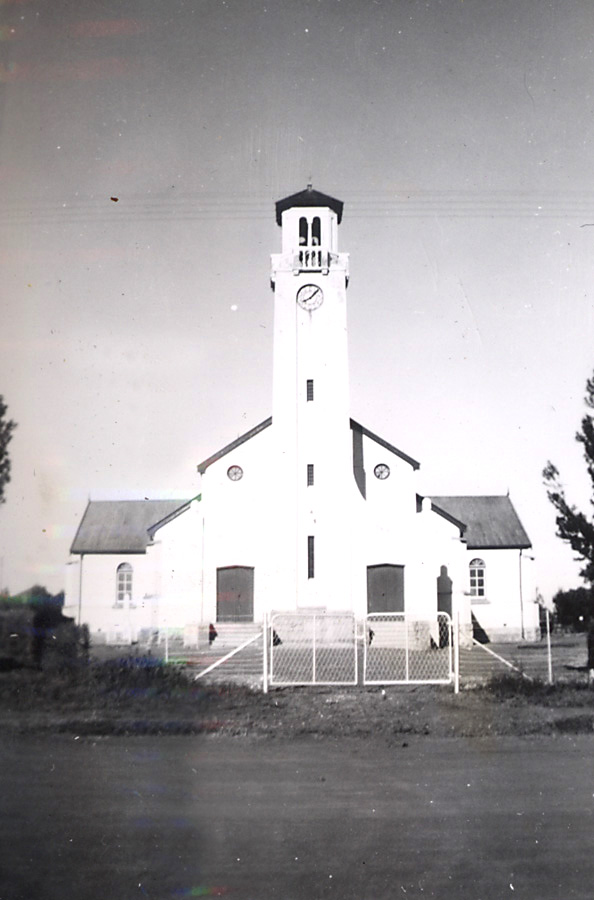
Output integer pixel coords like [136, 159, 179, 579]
[293, 246, 331, 273]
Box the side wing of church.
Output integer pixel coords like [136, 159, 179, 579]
[65, 187, 539, 645]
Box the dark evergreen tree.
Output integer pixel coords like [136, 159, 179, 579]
[552, 587, 592, 631]
[543, 372, 594, 586]
[0, 396, 16, 506]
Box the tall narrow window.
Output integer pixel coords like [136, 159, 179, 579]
[307, 536, 315, 579]
[307, 464, 314, 486]
[299, 216, 308, 246]
[312, 216, 321, 245]
[306, 379, 314, 401]
[116, 562, 133, 608]
[469, 558, 486, 599]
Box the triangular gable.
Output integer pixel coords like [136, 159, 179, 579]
[350, 419, 420, 471]
[197, 415, 418, 481]
[197, 416, 272, 475]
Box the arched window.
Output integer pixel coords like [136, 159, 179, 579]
[116, 562, 133, 608]
[311, 216, 321, 245]
[469, 558, 486, 599]
[299, 216, 308, 246]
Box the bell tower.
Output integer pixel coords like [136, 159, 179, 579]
[270, 186, 353, 611]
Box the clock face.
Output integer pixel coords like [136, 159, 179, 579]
[227, 465, 243, 482]
[374, 463, 390, 480]
[296, 284, 324, 310]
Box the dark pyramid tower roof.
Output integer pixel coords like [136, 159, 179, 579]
[275, 185, 343, 225]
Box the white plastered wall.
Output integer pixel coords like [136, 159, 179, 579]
[148, 498, 203, 632]
[468, 548, 539, 642]
[200, 426, 275, 624]
[354, 436, 417, 618]
[63, 552, 159, 642]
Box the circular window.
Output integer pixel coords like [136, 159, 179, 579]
[374, 463, 390, 480]
[227, 465, 244, 482]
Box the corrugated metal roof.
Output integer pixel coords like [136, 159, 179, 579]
[70, 499, 191, 554]
[430, 496, 531, 549]
[416, 494, 466, 534]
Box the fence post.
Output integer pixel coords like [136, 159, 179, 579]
[164, 621, 169, 664]
[262, 613, 269, 694]
[545, 608, 553, 685]
[453, 610, 460, 694]
[312, 615, 317, 684]
[355, 617, 359, 685]
[362, 615, 368, 685]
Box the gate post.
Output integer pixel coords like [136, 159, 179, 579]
[312, 615, 317, 684]
[545, 608, 553, 685]
[404, 613, 410, 682]
[262, 612, 269, 694]
[454, 609, 460, 694]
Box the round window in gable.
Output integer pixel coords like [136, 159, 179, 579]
[374, 463, 390, 480]
[227, 465, 244, 482]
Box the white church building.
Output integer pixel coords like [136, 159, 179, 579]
[65, 187, 539, 645]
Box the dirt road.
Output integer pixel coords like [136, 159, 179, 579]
[2, 734, 594, 899]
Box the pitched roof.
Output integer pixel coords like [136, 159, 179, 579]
[197, 416, 418, 476]
[197, 417, 272, 475]
[429, 496, 531, 549]
[148, 497, 200, 539]
[416, 494, 466, 534]
[275, 186, 344, 225]
[351, 419, 420, 471]
[70, 499, 191, 554]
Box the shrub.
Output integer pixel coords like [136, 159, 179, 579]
[0, 606, 89, 671]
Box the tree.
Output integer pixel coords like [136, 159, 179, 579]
[543, 371, 594, 586]
[552, 587, 592, 631]
[0, 396, 16, 506]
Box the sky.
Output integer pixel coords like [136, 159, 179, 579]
[1, 0, 594, 602]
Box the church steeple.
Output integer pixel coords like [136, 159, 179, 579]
[270, 187, 352, 611]
[272, 185, 346, 278]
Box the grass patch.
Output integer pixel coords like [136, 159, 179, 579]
[480, 672, 594, 706]
[2, 661, 594, 739]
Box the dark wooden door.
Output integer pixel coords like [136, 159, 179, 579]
[367, 564, 405, 613]
[216, 566, 254, 622]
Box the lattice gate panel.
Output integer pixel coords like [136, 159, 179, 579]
[364, 613, 453, 685]
[269, 613, 358, 686]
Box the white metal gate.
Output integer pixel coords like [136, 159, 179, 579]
[268, 613, 358, 686]
[364, 612, 454, 685]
